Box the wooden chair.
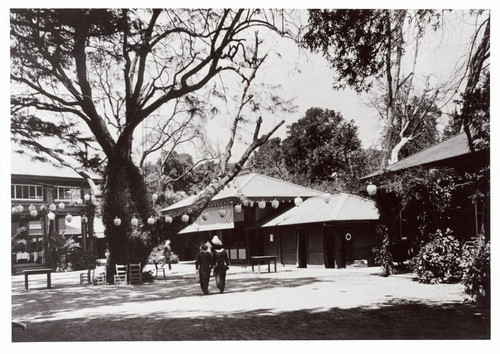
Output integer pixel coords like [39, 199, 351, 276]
[129, 263, 142, 285]
[153, 261, 169, 279]
[93, 266, 107, 286]
[114, 264, 127, 285]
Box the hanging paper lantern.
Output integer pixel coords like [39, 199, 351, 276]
[181, 214, 189, 223]
[234, 204, 242, 213]
[47, 211, 56, 221]
[429, 168, 440, 181]
[29, 204, 36, 211]
[12, 206, 19, 214]
[17, 204, 24, 213]
[201, 211, 209, 221]
[219, 207, 226, 217]
[294, 196, 303, 207]
[84, 193, 91, 201]
[323, 193, 332, 203]
[30, 209, 38, 217]
[76, 198, 83, 205]
[58, 202, 65, 210]
[258, 200, 266, 209]
[242, 199, 249, 207]
[39, 204, 47, 212]
[81, 215, 88, 224]
[165, 215, 173, 223]
[65, 213, 73, 222]
[49, 203, 57, 212]
[366, 183, 377, 196]
[114, 216, 122, 226]
[271, 199, 279, 209]
[148, 216, 155, 225]
[131, 217, 139, 227]
[249, 201, 255, 208]
[152, 193, 158, 202]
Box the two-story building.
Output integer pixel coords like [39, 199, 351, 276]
[11, 152, 103, 275]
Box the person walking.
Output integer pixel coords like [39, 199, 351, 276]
[195, 243, 212, 295]
[211, 236, 230, 293]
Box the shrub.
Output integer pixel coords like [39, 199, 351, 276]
[66, 249, 99, 271]
[461, 236, 490, 305]
[410, 229, 462, 284]
[372, 225, 394, 277]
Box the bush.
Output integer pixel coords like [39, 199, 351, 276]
[410, 229, 462, 284]
[372, 225, 394, 277]
[461, 236, 490, 305]
[66, 249, 99, 271]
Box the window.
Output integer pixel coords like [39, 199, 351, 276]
[57, 186, 81, 201]
[11, 184, 43, 200]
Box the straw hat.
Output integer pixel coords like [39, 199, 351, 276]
[211, 235, 222, 246]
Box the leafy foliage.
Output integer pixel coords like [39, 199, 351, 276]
[66, 249, 99, 271]
[410, 229, 462, 284]
[461, 236, 490, 304]
[372, 224, 394, 277]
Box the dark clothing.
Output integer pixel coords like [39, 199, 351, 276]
[195, 251, 212, 294]
[212, 249, 230, 293]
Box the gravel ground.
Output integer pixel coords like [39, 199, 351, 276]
[11, 262, 490, 343]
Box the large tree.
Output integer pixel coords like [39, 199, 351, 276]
[10, 9, 296, 277]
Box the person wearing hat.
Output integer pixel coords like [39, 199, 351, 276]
[195, 243, 212, 295]
[211, 235, 230, 293]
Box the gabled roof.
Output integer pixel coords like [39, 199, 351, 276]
[362, 133, 472, 179]
[261, 193, 379, 227]
[11, 152, 102, 181]
[161, 173, 322, 212]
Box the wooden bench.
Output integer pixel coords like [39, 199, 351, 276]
[23, 268, 52, 290]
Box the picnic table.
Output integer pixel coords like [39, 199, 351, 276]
[23, 268, 52, 290]
[250, 256, 277, 274]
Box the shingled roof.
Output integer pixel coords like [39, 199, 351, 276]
[362, 132, 472, 179]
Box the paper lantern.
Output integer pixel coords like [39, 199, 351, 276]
[29, 204, 36, 211]
[76, 198, 83, 205]
[323, 193, 332, 203]
[258, 200, 266, 209]
[181, 214, 189, 223]
[17, 204, 24, 213]
[131, 217, 139, 227]
[148, 216, 155, 225]
[234, 204, 242, 213]
[49, 203, 57, 212]
[30, 209, 38, 217]
[58, 202, 65, 210]
[47, 211, 56, 221]
[152, 193, 158, 202]
[294, 196, 303, 207]
[271, 199, 279, 209]
[366, 183, 377, 196]
[165, 215, 173, 223]
[114, 217, 122, 226]
[39, 204, 47, 212]
[201, 211, 209, 221]
[12, 206, 19, 214]
[81, 215, 88, 224]
[65, 213, 73, 222]
[84, 193, 91, 201]
[429, 168, 440, 181]
[219, 208, 226, 217]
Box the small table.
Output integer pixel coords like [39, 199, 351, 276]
[23, 269, 52, 290]
[250, 256, 277, 274]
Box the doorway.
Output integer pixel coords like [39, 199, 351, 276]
[324, 226, 346, 269]
[297, 229, 307, 268]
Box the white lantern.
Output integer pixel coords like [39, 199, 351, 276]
[249, 201, 255, 208]
[131, 217, 139, 227]
[219, 208, 226, 218]
[58, 202, 65, 210]
[152, 193, 158, 202]
[258, 200, 266, 209]
[148, 216, 155, 225]
[49, 203, 57, 212]
[242, 199, 249, 207]
[65, 213, 73, 222]
[114, 217, 122, 226]
[294, 196, 303, 207]
[17, 204, 24, 213]
[29, 204, 36, 211]
[76, 198, 83, 205]
[201, 211, 209, 221]
[47, 211, 56, 221]
[234, 204, 242, 213]
[323, 193, 332, 203]
[84, 193, 91, 201]
[165, 215, 173, 223]
[12, 206, 19, 214]
[30, 209, 38, 217]
[367, 183, 377, 196]
[271, 199, 279, 209]
[39, 204, 47, 212]
[429, 168, 440, 181]
[182, 214, 189, 223]
[81, 215, 88, 224]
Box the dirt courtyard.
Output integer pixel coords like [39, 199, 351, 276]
[11, 262, 490, 343]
